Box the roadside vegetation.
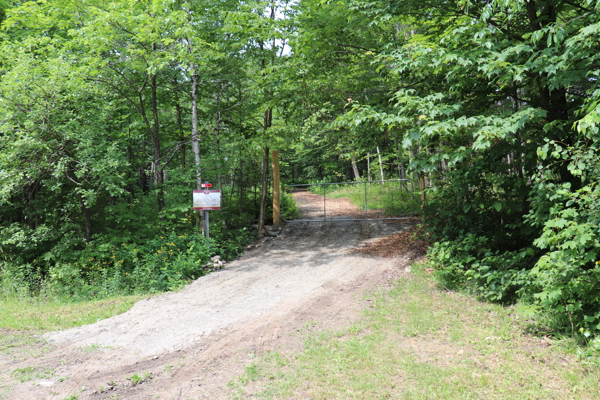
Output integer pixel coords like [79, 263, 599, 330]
[0, 206, 255, 300]
[0, 294, 144, 369]
[229, 262, 600, 399]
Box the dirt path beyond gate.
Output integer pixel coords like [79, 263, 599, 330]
[1, 196, 420, 400]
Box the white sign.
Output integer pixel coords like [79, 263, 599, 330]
[192, 190, 221, 210]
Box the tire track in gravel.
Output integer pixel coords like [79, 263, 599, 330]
[4, 203, 416, 400]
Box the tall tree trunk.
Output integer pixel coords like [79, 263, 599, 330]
[81, 199, 92, 242]
[191, 74, 201, 190]
[238, 88, 245, 217]
[272, 150, 280, 227]
[175, 101, 185, 167]
[239, 157, 244, 217]
[258, 146, 270, 237]
[215, 89, 222, 191]
[396, 141, 405, 179]
[150, 65, 164, 212]
[257, 3, 277, 237]
[351, 154, 360, 180]
[258, 108, 272, 238]
[377, 146, 384, 181]
[526, 0, 579, 190]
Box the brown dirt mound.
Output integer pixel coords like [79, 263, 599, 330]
[351, 226, 429, 259]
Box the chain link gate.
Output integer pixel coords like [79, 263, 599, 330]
[283, 179, 419, 222]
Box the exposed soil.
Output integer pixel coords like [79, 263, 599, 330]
[351, 224, 428, 259]
[1, 194, 422, 400]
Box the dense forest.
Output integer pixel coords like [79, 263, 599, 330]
[0, 0, 599, 341]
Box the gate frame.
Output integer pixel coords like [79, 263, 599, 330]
[283, 179, 418, 222]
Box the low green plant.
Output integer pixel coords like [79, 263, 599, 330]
[0, 184, 257, 302]
[82, 344, 102, 352]
[228, 363, 261, 400]
[11, 367, 38, 383]
[127, 371, 151, 386]
[280, 192, 300, 220]
[129, 373, 141, 385]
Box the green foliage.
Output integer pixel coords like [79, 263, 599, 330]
[522, 140, 600, 338]
[210, 224, 255, 262]
[0, 196, 256, 298]
[129, 373, 141, 385]
[347, 0, 600, 341]
[12, 367, 38, 383]
[281, 192, 300, 220]
[0, 0, 265, 301]
[428, 235, 531, 304]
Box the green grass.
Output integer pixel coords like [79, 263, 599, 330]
[0, 295, 145, 332]
[0, 294, 147, 399]
[0, 294, 146, 360]
[11, 366, 53, 383]
[229, 263, 600, 399]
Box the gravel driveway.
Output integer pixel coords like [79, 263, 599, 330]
[4, 196, 417, 400]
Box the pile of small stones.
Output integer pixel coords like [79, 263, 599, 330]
[205, 255, 226, 271]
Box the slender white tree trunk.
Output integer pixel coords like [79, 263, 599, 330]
[191, 74, 201, 190]
[377, 146, 384, 181]
[351, 155, 360, 180]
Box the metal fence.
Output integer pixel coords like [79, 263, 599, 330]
[283, 179, 419, 222]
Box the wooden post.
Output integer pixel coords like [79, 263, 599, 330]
[272, 150, 280, 227]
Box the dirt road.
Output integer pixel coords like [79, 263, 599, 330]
[2, 201, 419, 400]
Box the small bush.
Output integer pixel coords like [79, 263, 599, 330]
[428, 234, 533, 304]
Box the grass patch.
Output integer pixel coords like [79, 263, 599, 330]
[11, 366, 53, 383]
[0, 294, 146, 360]
[230, 263, 600, 399]
[0, 295, 145, 332]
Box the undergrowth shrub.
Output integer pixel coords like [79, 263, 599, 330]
[1, 226, 255, 300]
[428, 234, 532, 304]
[281, 192, 300, 220]
[0, 176, 282, 301]
[428, 139, 600, 342]
[521, 140, 600, 338]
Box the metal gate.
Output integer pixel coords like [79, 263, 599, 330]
[283, 179, 419, 222]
